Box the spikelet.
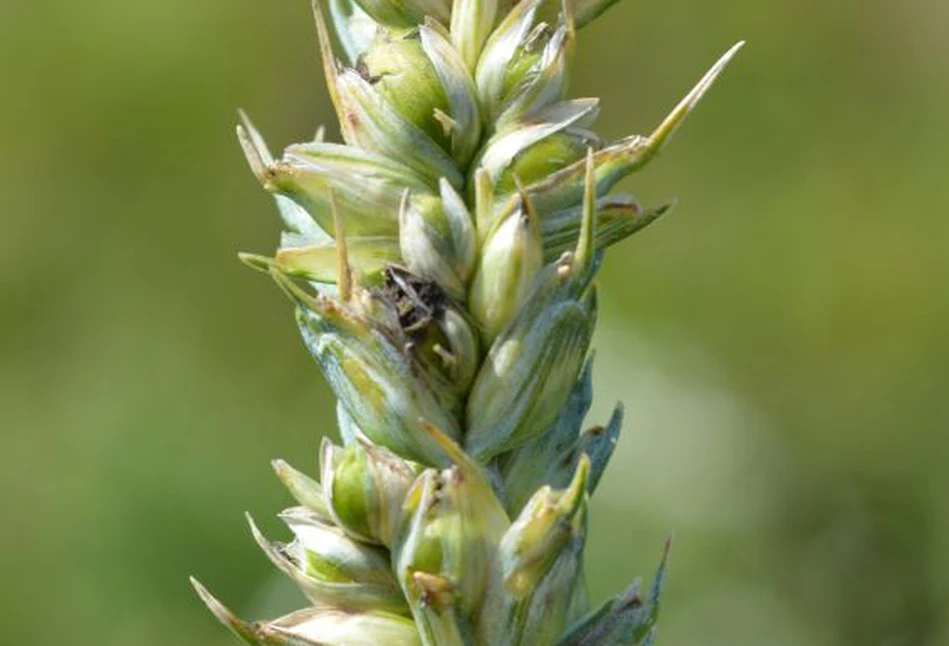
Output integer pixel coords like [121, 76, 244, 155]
[195, 0, 743, 644]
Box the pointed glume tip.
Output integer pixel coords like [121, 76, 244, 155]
[190, 577, 235, 624]
[649, 41, 745, 152]
[246, 511, 266, 542]
[687, 41, 745, 111]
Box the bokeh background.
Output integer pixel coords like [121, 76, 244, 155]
[2, 0, 948, 644]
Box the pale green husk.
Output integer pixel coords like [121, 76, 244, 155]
[192, 1, 742, 644]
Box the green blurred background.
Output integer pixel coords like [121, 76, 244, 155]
[2, 0, 947, 644]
